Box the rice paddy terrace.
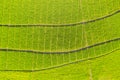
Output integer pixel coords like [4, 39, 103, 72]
[0, 0, 120, 80]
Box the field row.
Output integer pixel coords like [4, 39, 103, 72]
[0, 0, 120, 24]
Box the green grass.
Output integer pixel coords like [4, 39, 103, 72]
[0, 49, 120, 80]
[0, 0, 120, 24]
[0, 0, 120, 80]
[0, 8, 120, 70]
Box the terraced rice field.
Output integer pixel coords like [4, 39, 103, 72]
[0, 0, 120, 80]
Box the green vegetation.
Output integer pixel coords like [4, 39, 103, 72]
[0, 0, 120, 80]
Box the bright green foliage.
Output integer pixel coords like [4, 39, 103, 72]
[0, 0, 120, 80]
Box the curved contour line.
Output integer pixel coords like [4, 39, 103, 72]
[0, 37, 120, 54]
[0, 9, 120, 27]
[0, 48, 120, 72]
